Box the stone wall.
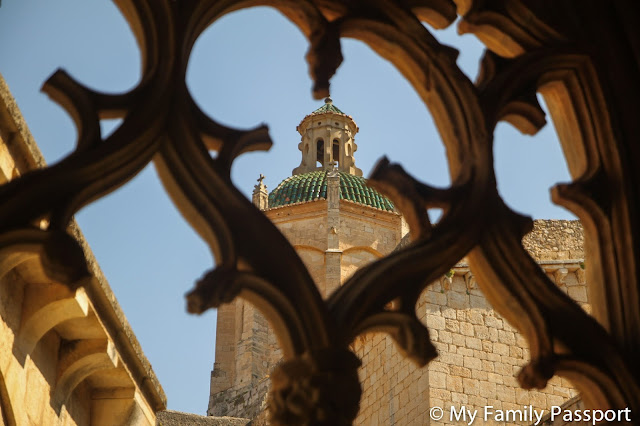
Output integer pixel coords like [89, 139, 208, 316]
[210, 185, 588, 426]
[208, 376, 269, 420]
[353, 220, 586, 425]
[522, 220, 584, 261]
[424, 262, 585, 425]
[0, 74, 165, 425]
[352, 263, 585, 425]
[353, 331, 431, 425]
[209, 300, 271, 418]
[210, 192, 405, 418]
[265, 199, 402, 294]
[337, 202, 401, 255]
[157, 410, 249, 425]
[267, 201, 328, 291]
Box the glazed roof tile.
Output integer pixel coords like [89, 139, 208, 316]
[268, 171, 395, 211]
[311, 99, 345, 115]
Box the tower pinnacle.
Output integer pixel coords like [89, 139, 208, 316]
[292, 99, 362, 176]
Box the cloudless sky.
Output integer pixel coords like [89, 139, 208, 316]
[0, 1, 575, 415]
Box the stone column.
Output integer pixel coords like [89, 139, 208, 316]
[209, 302, 237, 399]
[325, 169, 342, 296]
[208, 298, 271, 418]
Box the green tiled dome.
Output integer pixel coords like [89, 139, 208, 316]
[268, 171, 395, 211]
[310, 98, 345, 115]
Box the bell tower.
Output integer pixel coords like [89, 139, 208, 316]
[292, 98, 362, 176]
[210, 99, 405, 421]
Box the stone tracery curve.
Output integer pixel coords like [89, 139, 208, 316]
[0, 0, 639, 424]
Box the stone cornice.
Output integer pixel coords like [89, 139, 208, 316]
[0, 77, 166, 411]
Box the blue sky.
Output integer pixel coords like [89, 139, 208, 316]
[0, 1, 575, 415]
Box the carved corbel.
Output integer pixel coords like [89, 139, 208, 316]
[0, 229, 91, 287]
[464, 271, 476, 290]
[441, 273, 453, 291]
[18, 284, 90, 357]
[91, 387, 154, 426]
[554, 268, 569, 285]
[51, 339, 118, 412]
[91, 387, 135, 426]
[267, 349, 361, 426]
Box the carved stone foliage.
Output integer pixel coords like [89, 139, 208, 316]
[1, 0, 640, 424]
[268, 349, 361, 425]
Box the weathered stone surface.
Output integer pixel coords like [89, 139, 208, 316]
[156, 410, 249, 426]
[0, 74, 164, 425]
[210, 101, 588, 425]
[522, 220, 584, 261]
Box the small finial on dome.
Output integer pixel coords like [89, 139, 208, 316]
[325, 97, 332, 104]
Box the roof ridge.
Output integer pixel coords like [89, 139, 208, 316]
[311, 97, 345, 115]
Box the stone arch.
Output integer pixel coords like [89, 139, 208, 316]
[332, 139, 340, 167]
[341, 246, 384, 282]
[342, 246, 384, 259]
[334, 14, 637, 409]
[536, 61, 627, 337]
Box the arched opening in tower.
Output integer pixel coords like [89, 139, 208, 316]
[316, 139, 324, 167]
[332, 139, 340, 168]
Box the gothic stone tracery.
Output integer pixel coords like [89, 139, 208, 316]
[1, 1, 640, 424]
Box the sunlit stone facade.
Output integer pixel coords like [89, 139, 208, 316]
[0, 75, 165, 425]
[209, 101, 587, 425]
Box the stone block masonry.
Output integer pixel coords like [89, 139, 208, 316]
[209, 219, 588, 425]
[422, 262, 585, 425]
[0, 75, 165, 426]
[354, 220, 587, 425]
[210, 90, 590, 424]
